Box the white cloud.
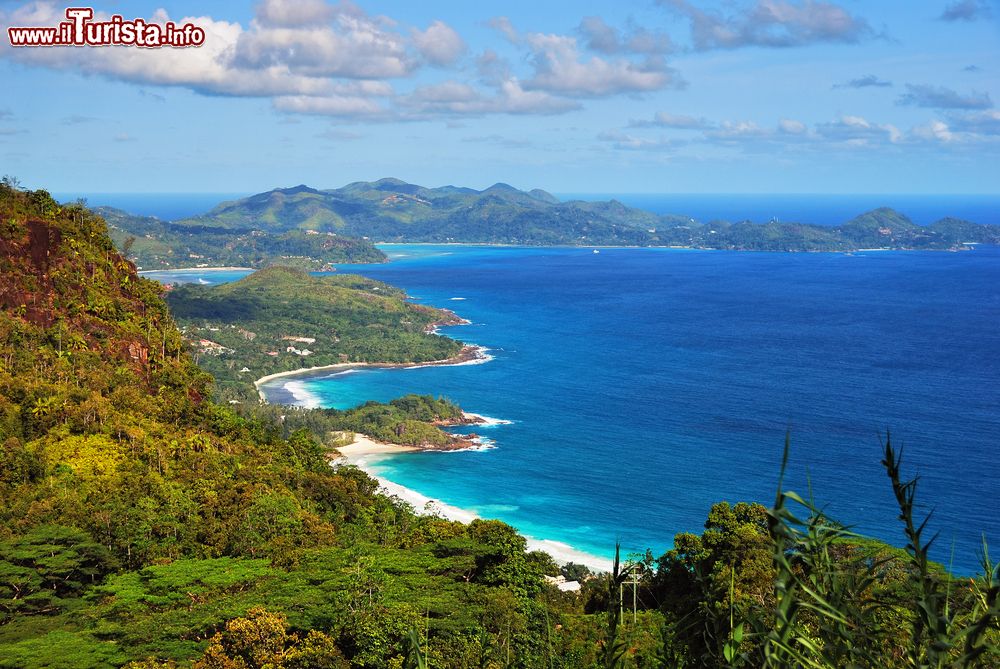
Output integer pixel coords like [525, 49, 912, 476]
[412, 20, 466, 66]
[910, 120, 954, 143]
[233, 8, 414, 78]
[521, 31, 677, 97]
[779, 118, 807, 134]
[661, 0, 875, 50]
[578, 16, 673, 55]
[814, 115, 901, 143]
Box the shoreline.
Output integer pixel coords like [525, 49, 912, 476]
[138, 266, 254, 273]
[335, 434, 613, 572]
[254, 344, 490, 403]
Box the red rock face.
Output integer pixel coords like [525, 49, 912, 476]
[127, 341, 149, 365]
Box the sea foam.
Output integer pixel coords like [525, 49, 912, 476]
[282, 380, 322, 409]
[340, 453, 611, 572]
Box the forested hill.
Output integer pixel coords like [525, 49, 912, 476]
[0, 183, 574, 667]
[166, 266, 466, 402]
[177, 178, 1000, 251]
[96, 205, 386, 271]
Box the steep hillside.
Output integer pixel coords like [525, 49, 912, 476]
[0, 183, 566, 668]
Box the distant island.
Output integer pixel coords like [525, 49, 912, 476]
[93, 180, 1000, 268]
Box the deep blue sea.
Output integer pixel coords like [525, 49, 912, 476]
[234, 244, 1000, 574]
[133, 191, 1000, 575]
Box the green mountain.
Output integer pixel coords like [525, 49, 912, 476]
[175, 179, 1000, 251]
[165, 266, 467, 402]
[96, 205, 386, 271]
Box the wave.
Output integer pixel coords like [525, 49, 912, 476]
[464, 412, 514, 427]
[449, 297, 467, 301]
[401, 346, 494, 369]
[282, 380, 323, 409]
[338, 452, 611, 572]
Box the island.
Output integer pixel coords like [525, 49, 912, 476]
[168, 178, 1000, 252]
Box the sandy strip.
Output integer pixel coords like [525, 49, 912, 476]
[335, 434, 613, 573]
[336, 433, 420, 457]
[254, 345, 491, 402]
[139, 266, 254, 273]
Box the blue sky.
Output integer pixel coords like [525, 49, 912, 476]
[1, 0, 998, 193]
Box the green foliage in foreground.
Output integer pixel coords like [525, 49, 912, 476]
[165, 266, 465, 402]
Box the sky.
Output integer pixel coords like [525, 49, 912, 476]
[0, 0, 998, 194]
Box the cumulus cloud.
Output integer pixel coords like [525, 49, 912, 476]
[489, 18, 679, 97]
[577, 16, 673, 54]
[233, 7, 414, 78]
[629, 111, 712, 129]
[1, 2, 687, 120]
[898, 84, 993, 109]
[661, 0, 875, 50]
[939, 0, 992, 21]
[412, 20, 466, 66]
[833, 74, 892, 88]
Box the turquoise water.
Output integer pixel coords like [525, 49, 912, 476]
[246, 244, 999, 573]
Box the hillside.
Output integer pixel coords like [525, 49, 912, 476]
[175, 179, 1000, 251]
[97, 206, 386, 271]
[165, 266, 468, 402]
[1, 181, 997, 668]
[0, 182, 574, 668]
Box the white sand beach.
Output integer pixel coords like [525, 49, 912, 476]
[335, 433, 612, 572]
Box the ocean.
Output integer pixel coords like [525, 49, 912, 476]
[132, 192, 1000, 574]
[249, 244, 999, 574]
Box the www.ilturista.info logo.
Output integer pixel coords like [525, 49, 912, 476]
[7, 7, 205, 48]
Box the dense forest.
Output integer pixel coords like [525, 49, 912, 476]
[1, 179, 998, 668]
[169, 179, 1000, 251]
